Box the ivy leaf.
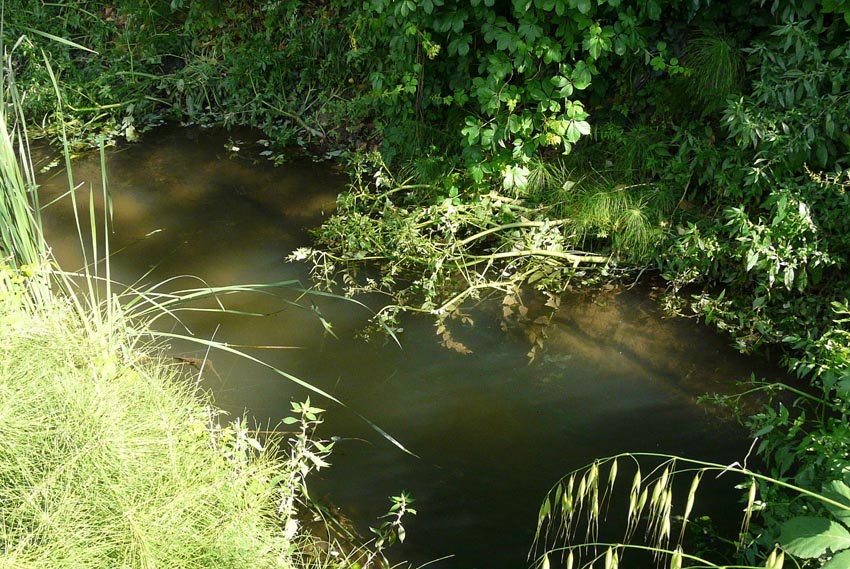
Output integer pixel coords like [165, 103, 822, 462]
[780, 516, 850, 558]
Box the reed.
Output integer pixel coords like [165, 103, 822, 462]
[0, 36, 49, 305]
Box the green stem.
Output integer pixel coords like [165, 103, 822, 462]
[456, 220, 569, 247]
[463, 249, 610, 266]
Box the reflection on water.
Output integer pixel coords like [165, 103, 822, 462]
[38, 127, 786, 569]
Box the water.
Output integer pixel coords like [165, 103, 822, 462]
[37, 127, 787, 568]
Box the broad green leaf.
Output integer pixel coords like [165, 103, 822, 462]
[503, 164, 530, 191]
[518, 22, 543, 43]
[780, 516, 850, 558]
[566, 119, 591, 143]
[481, 126, 496, 146]
[568, 0, 591, 13]
[572, 61, 592, 90]
[823, 480, 850, 525]
[461, 123, 480, 145]
[746, 250, 759, 271]
[508, 114, 522, 134]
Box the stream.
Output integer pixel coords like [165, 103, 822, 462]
[38, 126, 788, 569]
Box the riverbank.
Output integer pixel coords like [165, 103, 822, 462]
[0, 264, 301, 567]
[5, 1, 850, 566]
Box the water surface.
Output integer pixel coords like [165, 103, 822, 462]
[38, 127, 785, 569]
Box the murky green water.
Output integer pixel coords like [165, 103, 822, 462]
[38, 127, 787, 569]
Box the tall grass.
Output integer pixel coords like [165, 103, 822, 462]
[528, 453, 794, 569]
[536, 162, 664, 261]
[0, 289, 292, 567]
[0, 36, 48, 305]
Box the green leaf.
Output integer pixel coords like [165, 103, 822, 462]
[461, 122, 480, 145]
[646, 0, 661, 20]
[481, 126, 496, 146]
[566, 119, 591, 143]
[503, 164, 530, 191]
[572, 61, 592, 89]
[569, 0, 592, 13]
[780, 516, 850, 558]
[518, 21, 543, 42]
[508, 114, 522, 134]
[746, 250, 759, 271]
[823, 481, 850, 525]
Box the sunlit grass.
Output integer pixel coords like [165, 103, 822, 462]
[0, 280, 293, 568]
[538, 163, 663, 260]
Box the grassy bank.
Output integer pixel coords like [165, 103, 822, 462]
[0, 267, 299, 567]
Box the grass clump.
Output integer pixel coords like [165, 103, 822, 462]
[0, 265, 305, 568]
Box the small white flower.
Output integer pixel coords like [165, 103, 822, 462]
[291, 247, 312, 261]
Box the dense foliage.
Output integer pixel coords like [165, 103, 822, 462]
[5, 0, 850, 566]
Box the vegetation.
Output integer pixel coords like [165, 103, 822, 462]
[530, 452, 850, 569]
[4, 0, 850, 567]
[0, 33, 415, 568]
[1, 275, 301, 567]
